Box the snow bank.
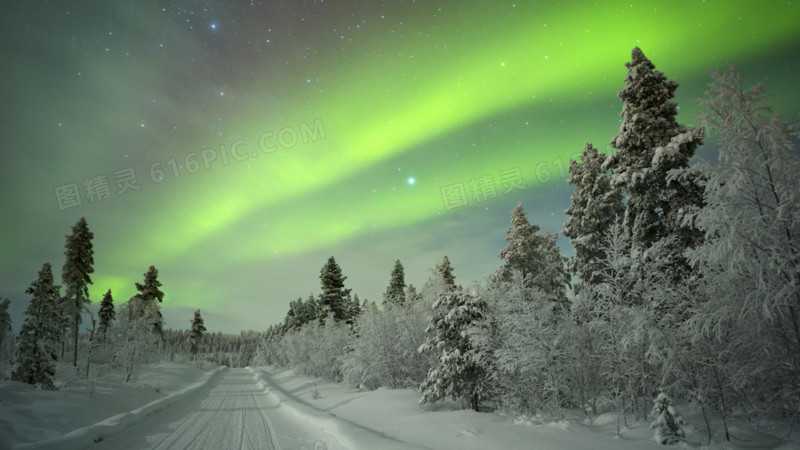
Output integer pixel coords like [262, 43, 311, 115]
[2, 362, 225, 450]
[249, 367, 420, 450]
[251, 366, 666, 450]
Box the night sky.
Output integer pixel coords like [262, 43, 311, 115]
[2, 1, 799, 333]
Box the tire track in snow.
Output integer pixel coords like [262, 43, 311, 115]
[153, 373, 227, 449]
[151, 369, 276, 449]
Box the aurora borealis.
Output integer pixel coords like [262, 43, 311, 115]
[2, 1, 799, 332]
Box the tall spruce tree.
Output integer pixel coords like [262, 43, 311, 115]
[134, 266, 165, 339]
[603, 47, 704, 255]
[62, 217, 94, 366]
[564, 143, 624, 285]
[319, 256, 351, 322]
[497, 203, 567, 301]
[189, 309, 206, 358]
[435, 256, 456, 291]
[383, 260, 407, 306]
[11, 263, 62, 390]
[97, 289, 115, 341]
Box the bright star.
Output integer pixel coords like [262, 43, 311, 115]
[408, 177, 415, 185]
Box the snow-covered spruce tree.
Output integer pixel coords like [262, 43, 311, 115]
[62, 217, 94, 367]
[284, 297, 307, 329]
[383, 259, 407, 307]
[603, 47, 704, 275]
[419, 256, 458, 316]
[304, 294, 320, 323]
[134, 266, 165, 340]
[0, 298, 12, 367]
[189, 309, 206, 359]
[343, 291, 362, 326]
[285, 294, 323, 329]
[564, 143, 623, 285]
[649, 393, 686, 445]
[351, 293, 363, 320]
[496, 203, 567, 307]
[433, 256, 456, 291]
[419, 289, 490, 412]
[97, 289, 115, 342]
[679, 65, 800, 416]
[319, 256, 351, 322]
[11, 263, 62, 390]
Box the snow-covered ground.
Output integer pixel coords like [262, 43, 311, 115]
[252, 366, 665, 450]
[0, 361, 223, 449]
[2, 362, 798, 449]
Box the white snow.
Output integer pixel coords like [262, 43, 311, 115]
[2, 361, 798, 450]
[0, 361, 223, 449]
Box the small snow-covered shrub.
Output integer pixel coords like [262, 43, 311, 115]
[267, 314, 350, 381]
[649, 392, 685, 445]
[470, 272, 569, 417]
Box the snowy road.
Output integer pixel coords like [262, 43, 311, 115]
[92, 368, 420, 450]
[147, 369, 280, 449]
[91, 369, 287, 449]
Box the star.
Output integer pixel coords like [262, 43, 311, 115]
[407, 177, 415, 185]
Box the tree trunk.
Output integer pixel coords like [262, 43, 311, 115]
[73, 315, 79, 366]
[72, 292, 81, 367]
[85, 344, 91, 379]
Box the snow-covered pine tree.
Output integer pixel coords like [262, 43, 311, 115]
[435, 256, 456, 291]
[421, 256, 458, 312]
[0, 298, 12, 368]
[62, 217, 94, 367]
[319, 256, 351, 322]
[383, 260, 407, 307]
[497, 203, 567, 306]
[97, 289, 115, 341]
[564, 143, 623, 285]
[305, 294, 320, 323]
[284, 297, 305, 329]
[649, 392, 686, 445]
[11, 263, 62, 390]
[419, 289, 490, 411]
[603, 47, 704, 266]
[347, 293, 362, 324]
[134, 266, 165, 339]
[189, 309, 206, 359]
